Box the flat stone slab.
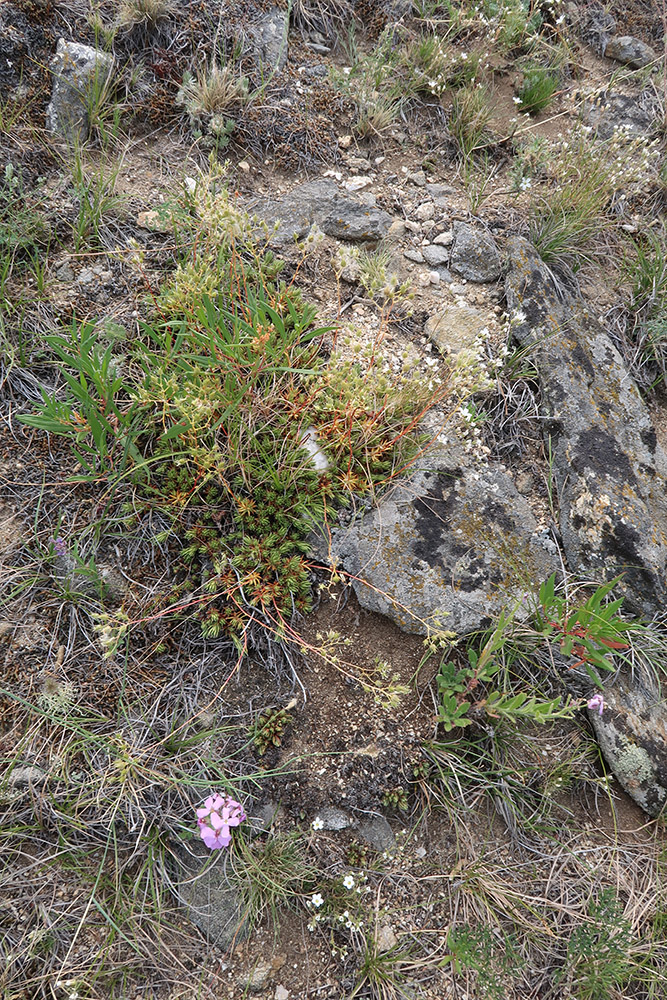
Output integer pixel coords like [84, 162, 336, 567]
[505, 237, 667, 616]
[171, 841, 249, 951]
[316, 446, 559, 635]
[425, 305, 487, 359]
[252, 179, 392, 246]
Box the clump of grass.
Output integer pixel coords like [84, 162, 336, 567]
[529, 123, 660, 270]
[0, 164, 50, 286]
[626, 231, 667, 317]
[116, 0, 175, 30]
[335, 24, 481, 135]
[291, 0, 354, 39]
[516, 65, 559, 114]
[230, 830, 317, 929]
[449, 81, 493, 158]
[177, 62, 249, 117]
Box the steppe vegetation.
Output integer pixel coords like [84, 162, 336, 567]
[1, 0, 667, 998]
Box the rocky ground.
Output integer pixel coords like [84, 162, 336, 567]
[1, 1, 667, 998]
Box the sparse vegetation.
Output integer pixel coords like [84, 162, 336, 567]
[1, 0, 667, 997]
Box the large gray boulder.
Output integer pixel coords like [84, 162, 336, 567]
[253, 179, 339, 246]
[321, 198, 392, 242]
[316, 446, 559, 635]
[589, 673, 667, 817]
[47, 38, 114, 142]
[583, 91, 657, 141]
[505, 237, 667, 615]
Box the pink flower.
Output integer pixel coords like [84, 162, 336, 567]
[587, 694, 605, 716]
[196, 793, 246, 850]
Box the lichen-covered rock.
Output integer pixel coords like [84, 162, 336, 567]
[248, 7, 288, 73]
[505, 237, 667, 616]
[316, 446, 559, 635]
[605, 35, 656, 69]
[450, 222, 502, 283]
[589, 673, 667, 817]
[47, 38, 114, 142]
[583, 91, 657, 141]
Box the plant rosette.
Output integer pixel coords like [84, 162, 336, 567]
[196, 793, 246, 849]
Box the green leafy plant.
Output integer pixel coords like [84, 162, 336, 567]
[16, 320, 141, 479]
[253, 706, 293, 756]
[382, 786, 409, 812]
[431, 612, 575, 732]
[561, 890, 635, 999]
[534, 573, 630, 688]
[445, 924, 524, 1000]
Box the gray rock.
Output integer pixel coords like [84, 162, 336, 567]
[583, 91, 658, 140]
[505, 237, 667, 616]
[239, 960, 274, 992]
[47, 39, 114, 142]
[253, 179, 339, 246]
[426, 183, 456, 199]
[248, 7, 288, 73]
[314, 446, 560, 635]
[605, 35, 656, 69]
[317, 806, 353, 831]
[407, 170, 427, 187]
[6, 765, 45, 787]
[450, 222, 502, 282]
[253, 179, 391, 246]
[171, 841, 249, 950]
[404, 249, 424, 263]
[422, 245, 450, 268]
[589, 673, 667, 817]
[357, 814, 395, 852]
[247, 801, 281, 834]
[55, 260, 75, 283]
[321, 199, 392, 243]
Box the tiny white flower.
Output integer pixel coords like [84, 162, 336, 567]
[513, 96, 522, 104]
[311, 893, 324, 907]
[520, 177, 532, 191]
[343, 874, 355, 889]
[312, 817, 324, 831]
